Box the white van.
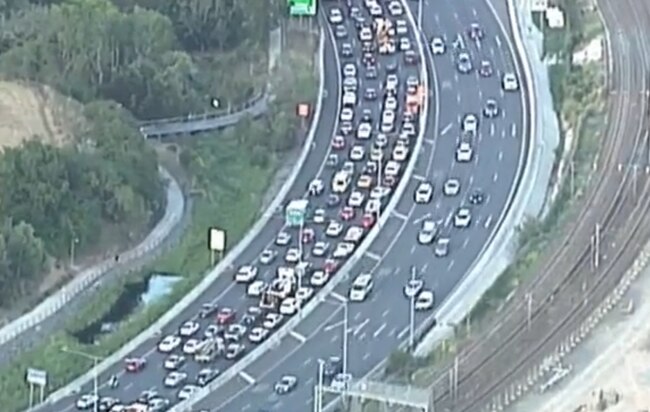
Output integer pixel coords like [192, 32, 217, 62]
[332, 171, 352, 193]
[349, 273, 374, 301]
[343, 92, 357, 107]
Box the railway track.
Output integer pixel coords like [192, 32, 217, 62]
[422, 1, 650, 410]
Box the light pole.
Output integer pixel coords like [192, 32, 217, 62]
[61, 347, 101, 412]
[314, 358, 325, 412]
[376, 153, 383, 222]
[408, 266, 416, 351]
[417, 0, 423, 29]
[342, 299, 349, 377]
[70, 237, 79, 268]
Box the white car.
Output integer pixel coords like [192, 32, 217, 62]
[396, 19, 408, 35]
[357, 122, 372, 140]
[359, 27, 373, 42]
[430, 37, 445, 55]
[345, 226, 364, 243]
[326, 220, 344, 237]
[348, 191, 365, 208]
[349, 273, 374, 301]
[76, 394, 99, 410]
[340, 107, 354, 122]
[182, 338, 202, 355]
[392, 144, 409, 161]
[417, 220, 438, 244]
[435, 237, 450, 257]
[312, 241, 330, 257]
[369, 2, 382, 16]
[384, 160, 401, 176]
[385, 74, 399, 91]
[415, 290, 435, 310]
[399, 37, 411, 51]
[365, 198, 381, 214]
[313, 208, 326, 224]
[158, 335, 181, 353]
[179, 320, 200, 337]
[275, 231, 291, 246]
[329, 8, 343, 24]
[296, 286, 314, 302]
[454, 207, 472, 228]
[370, 147, 384, 162]
[414, 182, 433, 203]
[388, 0, 403, 15]
[456, 142, 473, 162]
[248, 327, 269, 343]
[285, 247, 301, 263]
[370, 186, 390, 200]
[259, 249, 277, 265]
[178, 384, 200, 400]
[164, 371, 188, 388]
[502, 73, 519, 91]
[310, 270, 329, 287]
[331, 373, 353, 392]
[350, 145, 365, 161]
[384, 96, 398, 111]
[343, 63, 357, 78]
[462, 114, 478, 134]
[343, 91, 357, 107]
[333, 242, 355, 258]
[263, 313, 284, 329]
[404, 278, 424, 298]
[443, 178, 461, 196]
[280, 297, 300, 315]
[164, 354, 186, 370]
[235, 265, 258, 283]
[247, 280, 266, 297]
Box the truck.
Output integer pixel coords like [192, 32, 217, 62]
[285, 199, 310, 227]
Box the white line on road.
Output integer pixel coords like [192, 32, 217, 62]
[412, 174, 427, 181]
[397, 327, 409, 339]
[382, 309, 390, 318]
[498, 151, 503, 161]
[239, 371, 256, 385]
[484, 215, 493, 229]
[511, 123, 517, 137]
[391, 210, 409, 220]
[410, 245, 416, 254]
[303, 357, 312, 367]
[354, 319, 370, 336]
[289, 330, 307, 343]
[490, 123, 495, 136]
[447, 259, 455, 270]
[363, 352, 371, 360]
[493, 172, 499, 182]
[365, 251, 381, 261]
[495, 35, 502, 48]
[440, 122, 453, 135]
[324, 320, 344, 332]
[373, 323, 387, 338]
[330, 291, 347, 304]
[389, 328, 398, 337]
[424, 138, 435, 145]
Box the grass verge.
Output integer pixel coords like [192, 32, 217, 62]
[0, 29, 318, 412]
[387, 0, 609, 384]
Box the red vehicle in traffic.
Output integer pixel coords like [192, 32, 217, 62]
[124, 357, 147, 373]
[361, 213, 376, 229]
[216, 307, 236, 325]
[339, 206, 355, 221]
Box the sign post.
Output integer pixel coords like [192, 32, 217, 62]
[208, 228, 227, 266]
[25, 368, 47, 407]
[288, 0, 317, 16]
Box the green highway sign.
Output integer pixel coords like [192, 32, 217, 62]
[288, 0, 317, 16]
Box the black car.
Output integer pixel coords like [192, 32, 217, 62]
[198, 303, 218, 318]
[385, 61, 398, 73]
[483, 99, 499, 118]
[197, 368, 220, 386]
[241, 306, 263, 326]
[479, 60, 493, 77]
[364, 88, 378, 100]
[362, 52, 375, 66]
[327, 194, 341, 208]
[469, 189, 485, 205]
[361, 109, 372, 123]
[335, 25, 347, 38]
[323, 356, 343, 380]
[341, 43, 353, 57]
[365, 66, 378, 79]
[404, 50, 418, 64]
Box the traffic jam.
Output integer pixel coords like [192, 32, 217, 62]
[73, 0, 424, 411]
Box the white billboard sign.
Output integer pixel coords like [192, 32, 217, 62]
[26, 368, 47, 386]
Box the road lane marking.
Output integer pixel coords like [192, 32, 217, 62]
[422, 262, 429, 273]
[440, 122, 453, 135]
[365, 251, 381, 261]
[289, 330, 307, 343]
[354, 319, 370, 336]
[239, 371, 256, 385]
[354, 311, 362, 321]
[382, 309, 390, 318]
[389, 327, 398, 337]
[511, 123, 517, 137]
[424, 138, 435, 145]
[495, 35, 502, 49]
[397, 327, 409, 339]
[330, 291, 347, 303]
[484, 215, 493, 228]
[324, 320, 344, 332]
[391, 210, 409, 220]
[373, 323, 387, 338]
[363, 352, 371, 360]
[498, 151, 503, 161]
[490, 123, 495, 136]
[493, 172, 499, 182]
[448, 259, 455, 270]
[302, 357, 312, 367]
[412, 174, 427, 181]
[410, 245, 416, 254]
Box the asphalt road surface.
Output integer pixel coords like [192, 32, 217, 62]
[187, 0, 529, 410]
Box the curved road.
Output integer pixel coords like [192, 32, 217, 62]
[187, 0, 529, 410]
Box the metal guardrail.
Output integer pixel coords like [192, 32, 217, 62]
[0, 168, 185, 348]
[139, 93, 269, 138]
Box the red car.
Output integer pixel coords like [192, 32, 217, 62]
[216, 307, 236, 325]
[361, 213, 376, 229]
[302, 228, 315, 244]
[339, 206, 355, 221]
[324, 259, 339, 274]
[331, 135, 346, 150]
[124, 357, 146, 373]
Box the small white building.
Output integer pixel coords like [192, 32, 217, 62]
[545, 6, 566, 29]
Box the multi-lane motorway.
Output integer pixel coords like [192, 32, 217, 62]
[44, 0, 528, 411]
[187, 0, 528, 410]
